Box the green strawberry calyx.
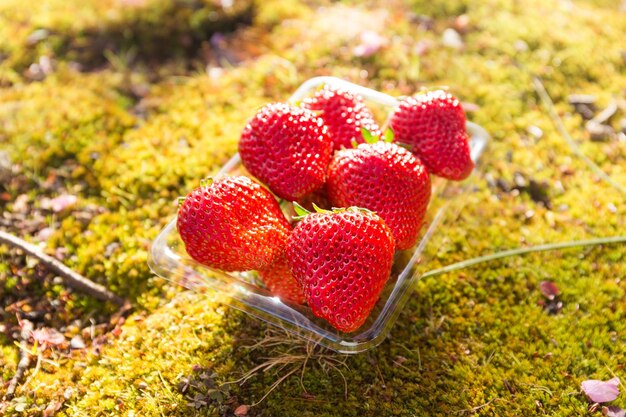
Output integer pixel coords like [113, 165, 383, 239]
[199, 177, 214, 188]
[383, 127, 395, 142]
[292, 202, 375, 221]
[355, 127, 395, 148]
[178, 177, 214, 207]
[292, 201, 330, 220]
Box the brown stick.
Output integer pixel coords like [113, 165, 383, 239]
[4, 320, 33, 400]
[0, 229, 126, 305]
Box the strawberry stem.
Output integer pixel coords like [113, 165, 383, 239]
[292, 202, 311, 220]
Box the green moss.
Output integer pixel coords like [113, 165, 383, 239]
[95, 76, 270, 205]
[0, 0, 254, 81]
[0, 70, 136, 190]
[57, 292, 247, 416]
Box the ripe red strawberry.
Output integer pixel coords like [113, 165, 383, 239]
[302, 85, 381, 151]
[239, 103, 332, 201]
[389, 90, 474, 180]
[258, 253, 306, 304]
[326, 141, 431, 250]
[285, 207, 395, 333]
[177, 176, 290, 272]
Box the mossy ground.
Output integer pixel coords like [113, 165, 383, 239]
[1, 0, 625, 415]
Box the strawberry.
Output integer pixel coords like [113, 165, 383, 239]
[177, 176, 290, 272]
[326, 141, 431, 250]
[302, 85, 381, 151]
[388, 90, 474, 180]
[258, 252, 306, 304]
[285, 206, 395, 333]
[239, 103, 332, 201]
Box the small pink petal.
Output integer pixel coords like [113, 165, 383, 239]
[353, 31, 387, 57]
[32, 328, 66, 346]
[414, 40, 433, 56]
[48, 194, 77, 212]
[442, 28, 464, 49]
[36, 227, 55, 242]
[581, 377, 620, 403]
[13, 194, 29, 213]
[118, 0, 147, 6]
[234, 405, 249, 416]
[461, 102, 481, 113]
[454, 14, 470, 33]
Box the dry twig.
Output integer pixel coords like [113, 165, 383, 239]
[4, 320, 33, 400]
[0, 229, 126, 305]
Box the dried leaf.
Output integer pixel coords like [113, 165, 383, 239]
[581, 377, 620, 403]
[234, 404, 250, 416]
[539, 281, 560, 300]
[43, 401, 63, 417]
[603, 406, 626, 417]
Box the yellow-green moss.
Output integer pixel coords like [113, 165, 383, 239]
[0, 70, 136, 189]
[0, 0, 254, 83]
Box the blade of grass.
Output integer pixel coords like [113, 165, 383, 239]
[421, 236, 626, 279]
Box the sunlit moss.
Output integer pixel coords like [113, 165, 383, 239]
[0, 70, 136, 189]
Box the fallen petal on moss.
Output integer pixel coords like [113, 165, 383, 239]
[31, 327, 66, 347]
[45, 194, 77, 212]
[582, 377, 620, 403]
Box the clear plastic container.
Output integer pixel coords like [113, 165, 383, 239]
[148, 77, 490, 354]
